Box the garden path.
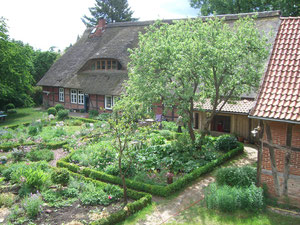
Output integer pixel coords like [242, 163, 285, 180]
[136, 144, 258, 225]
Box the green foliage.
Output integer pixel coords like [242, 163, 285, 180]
[32, 48, 59, 84]
[31, 86, 43, 106]
[5, 103, 15, 111]
[51, 168, 70, 186]
[12, 148, 26, 161]
[71, 119, 83, 126]
[89, 109, 99, 118]
[161, 121, 179, 132]
[53, 127, 66, 137]
[26, 149, 54, 162]
[215, 134, 238, 152]
[44, 140, 67, 149]
[0, 142, 20, 152]
[159, 130, 173, 140]
[57, 109, 69, 120]
[47, 107, 57, 116]
[60, 143, 243, 197]
[3, 161, 51, 193]
[190, 0, 299, 17]
[22, 193, 43, 218]
[96, 113, 111, 121]
[0, 18, 34, 108]
[0, 193, 15, 207]
[204, 183, 264, 212]
[54, 103, 64, 112]
[127, 17, 269, 140]
[150, 135, 166, 145]
[28, 126, 38, 136]
[104, 161, 137, 178]
[216, 166, 256, 187]
[82, 0, 137, 26]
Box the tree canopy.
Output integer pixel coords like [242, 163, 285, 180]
[82, 0, 137, 27]
[190, 0, 299, 17]
[127, 17, 268, 141]
[0, 17, 59, 108]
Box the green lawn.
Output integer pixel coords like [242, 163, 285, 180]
[119, 203, 300, 225]
[166, 204, 300, 225]
[0, 107, 47, 127]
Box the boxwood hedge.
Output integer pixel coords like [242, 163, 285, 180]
[58, 143, 244, 197]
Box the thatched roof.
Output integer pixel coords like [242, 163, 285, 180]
[37, 11, 281, 96]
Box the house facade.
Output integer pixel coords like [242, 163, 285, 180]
[39, 11, 282, 139]
[249, 17, 300, 206]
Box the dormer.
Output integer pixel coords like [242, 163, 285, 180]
[82, 58, 123, 72]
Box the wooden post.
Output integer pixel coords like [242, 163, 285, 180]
[282, 124, 293, 196]
[256, 120, 264, 187]
[265, 121, 281, 196]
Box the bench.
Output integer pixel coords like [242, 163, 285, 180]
[0, 114, 7, 121]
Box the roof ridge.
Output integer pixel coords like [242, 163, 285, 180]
[280, 17, 300, 19]
[106, 10, 281, 28]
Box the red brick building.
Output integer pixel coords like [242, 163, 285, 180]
[249, 17, 300, 206]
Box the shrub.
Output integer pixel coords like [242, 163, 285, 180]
[53, 127, 66, 137]
[161, 121, 178, 132]
[57, 109, 69, 120]
[31, 86, 43, 106]
[0, 193, 15, 207]
[28, 126, 39, 136]
[47, 107, 57, 116]
[7, 109, 17, 114]
[51, 168, 70, 186]
[104, 162, 137, 178]
[5, 103, 15, 111]
[216, 166, 256, 187]
[12, 148, 26, 162]
[72, 120, 83, 126]
[215, 135, 238, 152]
[96, 113, 110, 121]
[26, 149, 54, 162]
[150, 135, 166, 145]
[89, 109, 99, 118]
[55, 104, 64, 112]
[204, 183, 264, 212]
[159, 130, 173, 140]
[22, 193, 43, 218]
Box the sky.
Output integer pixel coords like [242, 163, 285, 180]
[0, 0, 199, 51]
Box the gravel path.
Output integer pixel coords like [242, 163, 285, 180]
[49, 148, 69, 167]
[136, 144, 258, 225]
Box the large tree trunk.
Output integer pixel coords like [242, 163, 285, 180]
[119, 152, 127, 205]
[256, 120, 264, 187]
[282, 124, 293, 196]
[265, 121, 281, 196]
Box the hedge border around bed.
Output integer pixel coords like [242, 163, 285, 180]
[57, 143, 244, 197]
[67, 169, 152, 225]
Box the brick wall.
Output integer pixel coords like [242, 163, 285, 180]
[261, 121, 300, 206]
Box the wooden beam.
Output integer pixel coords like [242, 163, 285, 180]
[283, 124, 293, 196]
[265, 121, 281, 196]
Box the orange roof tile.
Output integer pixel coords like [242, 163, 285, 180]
[250, 17, 300, 123]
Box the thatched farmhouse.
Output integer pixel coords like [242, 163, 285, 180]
[249, 17, 300, 206]
[38, 11, 280, 140]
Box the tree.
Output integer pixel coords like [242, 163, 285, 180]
[0, 17, 35, 108]
[82, 0, 137, 27]
[108, 97, 145, 205]
[190, 0, 299, 17]
[127, 17, 268, 142]
[32, 48, 60, 84]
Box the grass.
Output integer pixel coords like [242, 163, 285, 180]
[165, 203, 300, 225]
[0, 108, 47, 127]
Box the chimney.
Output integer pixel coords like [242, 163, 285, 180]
[90, 18, 106, 37]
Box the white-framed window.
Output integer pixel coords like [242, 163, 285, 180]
[71, 89, 77, 104]
[78, 90, 84, 105]
[59, 88, 64, 102]
[105, 95, 113, 109]
[113, 96, 120, 106]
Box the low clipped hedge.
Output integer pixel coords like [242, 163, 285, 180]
[58, 143, 244, 197]
[4, 122, 30, 129]
[43, 141, 68, 149]
[67, 170, 152, 225]
[69, 116, 98, 123]
[0, 141, 35, 152]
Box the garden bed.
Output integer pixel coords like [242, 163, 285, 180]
[58, 142, 244, 197]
